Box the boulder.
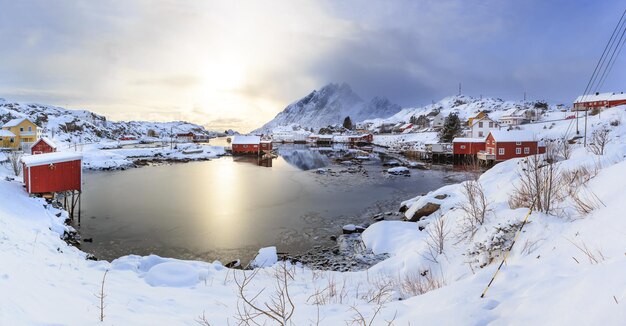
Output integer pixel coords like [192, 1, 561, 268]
[406, 202, 441, 222]
[434, 194, 448, 200]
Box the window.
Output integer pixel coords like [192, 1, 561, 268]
[478, 131, 484, 137]
[478, 122, 483, 128]
[524, 147, 530, 154]
[20, 127, 24, 132]
[516, 141, 521, 145]
[516, 148, 521, 155]
[489, 122, 494, 128]
[243, 145, 248, 148]
[498, 148, 505, 155]
[10, 138, 14, 143]
[28, 126, 32, 131]
[460, 145, 466, 149]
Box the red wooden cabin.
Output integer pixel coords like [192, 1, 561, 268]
[348, 134, 374, 144]
[232, 135, 268, 155]
[573, 92, 626, 111]
[22, 152, 83, 194]
[30, 137, 58, 155]
[483, 131, 545, 162]
[452, 138, 486, 155]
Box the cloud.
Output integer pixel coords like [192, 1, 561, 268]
[0, 0, 624, 132]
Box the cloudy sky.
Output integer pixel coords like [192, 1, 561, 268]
[0, 0, 624, 132]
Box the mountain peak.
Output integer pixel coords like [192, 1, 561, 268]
[255, 83, 401, 132]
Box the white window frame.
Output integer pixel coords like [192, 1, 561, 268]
[524, 147, 530, 154]
[516, 148, 521, 154]
[498, 148, 505, 155]
[515, 141, 521, 145]
[460, 145, 466, 149]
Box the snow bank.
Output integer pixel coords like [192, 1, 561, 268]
[250, 246, 278, 268]
[145, 262, 200, 287]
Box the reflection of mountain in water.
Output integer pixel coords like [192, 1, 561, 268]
[276, 144, 332, 170]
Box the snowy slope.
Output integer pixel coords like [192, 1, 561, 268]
[365, 94, 556, 128]
[255, 83, 402, 132]
[0, 106, 625, 324]
[0, 97, 221, 144]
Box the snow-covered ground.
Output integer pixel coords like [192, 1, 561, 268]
[0, 107, 625, 324]
[76, 142, 226, 170]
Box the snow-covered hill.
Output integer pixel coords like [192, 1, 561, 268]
[365, 94, 557, 128]
[0, 106, 625, 324]
[255, 83, 402, 132]
[0, 98, 222, 144]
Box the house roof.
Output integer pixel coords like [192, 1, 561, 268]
[0, 130, 15, 137]
[232, 135, 261, 145]
[488, 130, 537, 142]
[21, 152, 83, 167]
[469, 116, 497, 127]
[31, 137, 57, 149]
[452, 137, 486, 143]
[499, 115, 526, 120]
[574, 92, 626, 103]
[2, 117, 30, 128]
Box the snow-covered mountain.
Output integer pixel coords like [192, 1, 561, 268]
[0, 97, 222, 143]
[365, 94, 556, 128]
[255, 83, 402, 132]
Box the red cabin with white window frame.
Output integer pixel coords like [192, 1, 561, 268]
[452, 137, 486, 155]
[232, 135, 272, 155]
[573, 92, 626, 111]
[21, 152, 83, 194]
[30, 137, 57, 155]
[484, 131, 545, 161]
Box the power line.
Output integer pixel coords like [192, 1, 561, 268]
[580, 9, 626, 103]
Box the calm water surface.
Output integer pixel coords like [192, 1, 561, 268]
[77, 143, 472, 263]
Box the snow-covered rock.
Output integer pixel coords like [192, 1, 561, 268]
[250, 246, 278, 268]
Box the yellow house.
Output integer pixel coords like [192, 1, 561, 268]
[467, 111, 488, 126]
[1, 118, 42, 150]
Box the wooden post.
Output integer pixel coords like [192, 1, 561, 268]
[78, 191, 82, 225]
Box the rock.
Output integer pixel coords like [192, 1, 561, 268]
[83, 238, 93, 243]
[329, 235, 337, 241]
[434, 194, 448, 200]
[383, 160, 400, 167]
[387, 166, 410, 175]
[384, 211, 392, 215]
[398, 205, 409, 213]
[406, 202, 441, 222]
[342, 224, 357, 234]
[225, 259, 241, 269]
[372, 215, 384, 221]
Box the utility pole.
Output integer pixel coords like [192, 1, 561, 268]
[523, 91, 526, 101]
[583, 107, 589, 147]
[458, 82, 462, 96]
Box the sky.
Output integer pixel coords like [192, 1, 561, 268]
[0, 0, 625, 132]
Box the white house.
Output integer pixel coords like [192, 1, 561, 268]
[430, 113, 445, 129]
[498, 115, 527, 127]
[467, 117, 500, 138]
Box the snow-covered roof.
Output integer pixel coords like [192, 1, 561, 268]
[232, 135, 260, 145]
[489, 130, 537, 142]
[31, 137, 57, 149]
[21, 152, 83, 167]
[452, 137, 486, 143]
[469, 116, 498, 127]
[2, 117, 29, 127]
[499, 115, 526, 120]
[0, 130, 15, 137]
[575, 92, 626, 103]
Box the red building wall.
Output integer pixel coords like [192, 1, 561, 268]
[260, 142, 272, 151]
[31, 141, 56, 155]
[453, 142, 485, 155]
[485, 134, 542, 160]
[232, 143, 259, 154]
[24, 160, 82, 193]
